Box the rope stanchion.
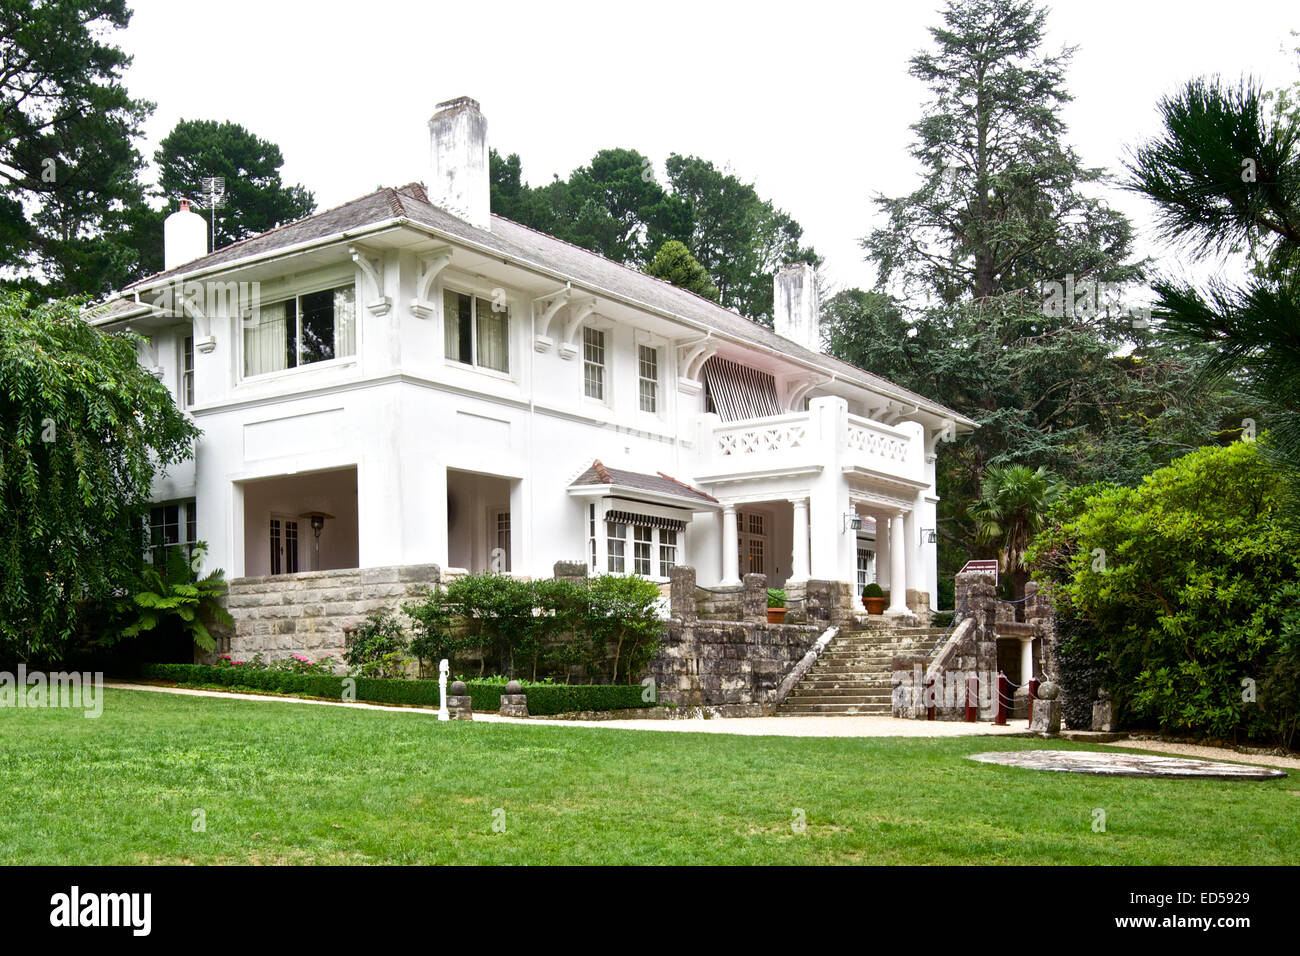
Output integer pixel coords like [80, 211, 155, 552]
[994, 672, 1008, 725]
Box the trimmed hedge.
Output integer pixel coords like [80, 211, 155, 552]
[139, 664, 650, 715]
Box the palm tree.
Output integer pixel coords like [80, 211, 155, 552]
[969, 464, 1063, 602]
[1126, 77, 1300, 491]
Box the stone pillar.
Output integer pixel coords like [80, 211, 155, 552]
[742, 573, 768, 623]
[669, 565, 698, 623]
[720, 504, 740, 586]
[886, 511, 909, 615]
[789, 496, 810, 584]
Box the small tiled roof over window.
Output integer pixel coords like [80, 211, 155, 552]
[569, 461, 717, 504]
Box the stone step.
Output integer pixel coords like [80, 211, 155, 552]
[780, 703, 892, 715]
[791, 681, 893, 692]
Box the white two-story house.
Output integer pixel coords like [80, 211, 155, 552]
[91, 97, 974, 638]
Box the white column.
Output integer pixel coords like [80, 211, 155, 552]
[789, 497, 810, 583]
[886, 511, 909, 615]
[1020, 637, 1035, 687]
[721, 504, 740, 586]
[904, 506, 921, 605]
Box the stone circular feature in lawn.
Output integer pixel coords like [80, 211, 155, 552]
[968, 750, 1286, 780]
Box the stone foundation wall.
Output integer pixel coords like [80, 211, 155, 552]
[654, 566, 822, 707]
[218, 564, 441, 664]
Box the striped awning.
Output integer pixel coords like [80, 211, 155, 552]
[606, 510, 687, 532]
[702, 355, 783, 422]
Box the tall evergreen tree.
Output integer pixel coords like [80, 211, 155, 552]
[0, 0, 153, 297]
[862, 0, 1139, 302]
[152, 119, 316, 253]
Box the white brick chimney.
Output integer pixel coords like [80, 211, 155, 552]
[427, 96, 490, 230]
[774, 262, 821, 352]
[163, 198, 207, 270]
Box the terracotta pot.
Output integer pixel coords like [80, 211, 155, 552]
[766, 607, 787, 624]
[862, 596, 886, 615]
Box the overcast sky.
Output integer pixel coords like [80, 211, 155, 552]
[118, 0, 1298, 294]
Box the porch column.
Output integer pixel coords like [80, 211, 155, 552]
[1020, 637, 1035, 687]
[903, 506, 921, 608]
[886, 510, 909, 615]
[720, 504, 741, 586]
[789, 496, 810, 583]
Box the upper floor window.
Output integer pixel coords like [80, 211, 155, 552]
[638, 344, 658, 413]
[444, 289, 509, 373]
[583, 327, 606, 400]
[182, 335, 194, 407]
[243, 285, 356, 378]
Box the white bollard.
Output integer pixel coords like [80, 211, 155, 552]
[437, 658, 450, 722]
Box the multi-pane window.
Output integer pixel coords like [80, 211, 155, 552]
[583, 327, 606, 400]
[444, 290, 510, 373]
[606, 520, 627, 572]
[857, 547, 876, 592]
[149, 501, 198, 564]
[633, 525, 653, 575]
[589, 504, 598, 570]
[606, 520, 679, 577]
[243, 285, 356, 377]
[638, 345, 658, 413]
[659, 529, 677, 573]
[182, 336, 195, 407]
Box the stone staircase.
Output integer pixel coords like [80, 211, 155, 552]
[779, 622, 949, 716]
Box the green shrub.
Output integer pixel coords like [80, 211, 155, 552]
[1028, 441, 1300, 744]
[863, 582, 884, 599]
[343, 609, 409, 678]
[766, 588, 785, 609]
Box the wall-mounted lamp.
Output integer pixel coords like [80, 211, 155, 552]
[299, 511, 335, 571]
[921, 528, 938, 544]
[842, 513, 863, 533]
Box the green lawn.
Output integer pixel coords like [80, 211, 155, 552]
[0, 688, 1294, 865]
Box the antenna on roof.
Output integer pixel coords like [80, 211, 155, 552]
[198, 176, 227, 249]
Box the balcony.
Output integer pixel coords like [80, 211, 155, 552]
[694, 397, 926, 489]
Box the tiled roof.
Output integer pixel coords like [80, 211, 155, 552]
[570, 461, 718, 504]
[95, 181, 975, 426]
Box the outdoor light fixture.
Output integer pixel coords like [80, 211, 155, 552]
[842, 513, 863, 533]
[922, 528, 938, 544]
[299, 511, 335, 571]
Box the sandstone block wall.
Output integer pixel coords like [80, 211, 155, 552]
[217, 564, 441, 665]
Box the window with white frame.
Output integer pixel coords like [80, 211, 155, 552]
[606, 518, 627, 572]
[243, 284, 356, 377]
[588, 504, 598, 570]
[857, 545, 876, 591]
[638, 344, 658, 413]
[738, 510, 767, 576]
[181, 335, 194, 407]
[583, 326, 606, 400]
[605, 516, 683, 578]
[659, 529, 677, 572]
[444, 289, 510, 373]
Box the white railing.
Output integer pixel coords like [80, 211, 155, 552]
[714, 412, 811, 457]
[845, 414, 912, 466]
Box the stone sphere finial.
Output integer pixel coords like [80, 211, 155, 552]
[450, 680, 467, 696]
[505, 679, 522, 695]
[1037, 681, 1060, 700]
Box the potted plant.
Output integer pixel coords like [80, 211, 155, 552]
[862, 582, 886, 614]
[766, 588, 787, 624]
